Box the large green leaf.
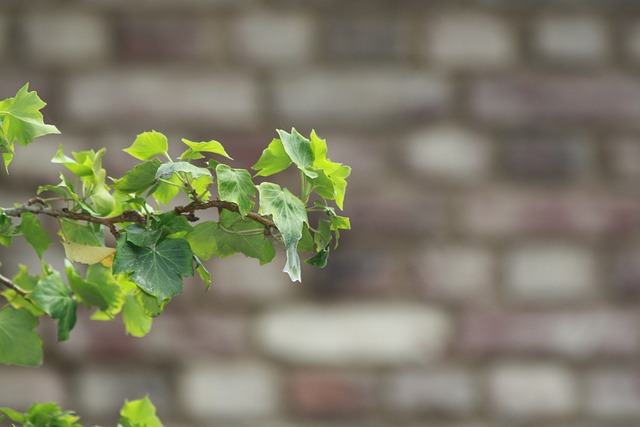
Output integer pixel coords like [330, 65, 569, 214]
[257, 182, 308, 281]
[114, 159, 162, 194]
[65, 261, 109, 310]
[186, 210, 275, 264]
[119, 396, 163, 427]
[252, 138, 291, 177]
[112, 237, 194, 302]
[216, 164, 255, 217]
[277, 128, 317, 178]
[30, 271, 77, 341]
[0, 307, 43, 366]
[18, 212, 52, 258]
[124, 131, 168, 160]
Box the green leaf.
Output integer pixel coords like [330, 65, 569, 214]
[152, 174, 181, 205]
[155, 161, 212, 181]
[216, 164, 255, 217]
[86, 264, 126, 317]
[113, 237, 194, 302]
[309, 131, 351, 209]
[119, 396, 163, 427]
[306, 243, 330, 268]
[65, 261, 109, 310]
[60, 218, 104, 246]
[257, 182, 308, 282]
[0, 407, 25, 423]
[0, 210, 15, 247]
[278, 128, 316, 178]
[0, 83, 60, 171]
[0, 307, 43, 366]
[90, 185, 116, 216]
[51, 145, 93, 176]
[186, 210, 275, 265]
[114, 159, 163, 194]
[180, 138, 232, 160]
[17, 212, 52, 258]
[125, 223, 162, 247]
[122, 293, 153, 337]
[30, 270, 77, 341]
[124, 131, 169, 160]
[194, 256, 212, 289]
[252, 138, 291, 177]
[2, 265, 44, 317]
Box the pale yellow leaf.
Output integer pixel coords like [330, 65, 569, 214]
[62, 241, 116, 265]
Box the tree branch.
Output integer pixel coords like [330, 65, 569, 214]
[0, 272, 28, 297]
[2, 198, 276, 235]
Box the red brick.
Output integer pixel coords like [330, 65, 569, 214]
[459, 309, 640, 358]
[459, 188, 640, 239]
[288, 370, 375, 417]
[117, 16, 220, 63]
[499, 130, 594, 181]
[470, 75, 640, 126]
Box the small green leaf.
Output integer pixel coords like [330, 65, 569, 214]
[257, 182, 308, 282]
[180, 138, 232, 160]
[122, 293, 153, 337]
[194, 256, 212, 289]
[18, 212, 52, 258]
[125, 223, 162, 247]
[0, 407, 25, 423]
[90, 185, 116, 216]
[113, 237, 194, 302]
[30, 270, 77, 341]
[216, 164, 255, 217]
[65, 261, 109, 310]
[119, 396, 163, 427]
[309, 131, 351, 209]
[0, 307, 43, 366]
[152, 174, 181, 205]
[52, 145, 93, 176]
[60, 218, 104, 246]
[305, 243, 330, 268]
[0, 210, 15, 247]
[155, 161, 212, 181]
[124, 131, 169, 160]
[277, 128, 316, 178]
[114, 159, 162, 194]
[252, 138, 291, 177]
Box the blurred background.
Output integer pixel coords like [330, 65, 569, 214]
[2, 0, 640, 426]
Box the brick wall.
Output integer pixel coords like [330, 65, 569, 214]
[2, 1, 640, 426]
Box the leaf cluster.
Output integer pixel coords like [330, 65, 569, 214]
[0, 85, 351, 369]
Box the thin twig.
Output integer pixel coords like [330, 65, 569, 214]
[0, 272, 28, 297]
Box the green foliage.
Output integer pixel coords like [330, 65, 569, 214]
[0, 85, 351, 425]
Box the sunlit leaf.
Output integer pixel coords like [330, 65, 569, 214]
[252, 138, 291, 177]
[277, 128, 316, 178]
[180, 138, 232, 160]
[123, 131, 168, 160]
[119, 396, 163, 427]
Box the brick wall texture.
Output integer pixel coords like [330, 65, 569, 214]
[2, 1, 640, 426]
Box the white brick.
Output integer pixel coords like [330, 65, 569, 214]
[504, 244, 597, 304]
[387, 367, 477, 415]
[405, 125, 493, 184]
[426, 13, 517, 69]
[22, 11, 111, 66]
[0, 366, 68, 409]
[489, 363, 578, 418]
[274, 70, 450, 126]
[533, 16, 609, 65]
[179, 361, 280, 419]
[233, 11, 314, 67]
[415, 245, 495, 303]
[65, 71, 259, 129]
[257, 303, 452, 366]
[587, 368, 640, 418]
